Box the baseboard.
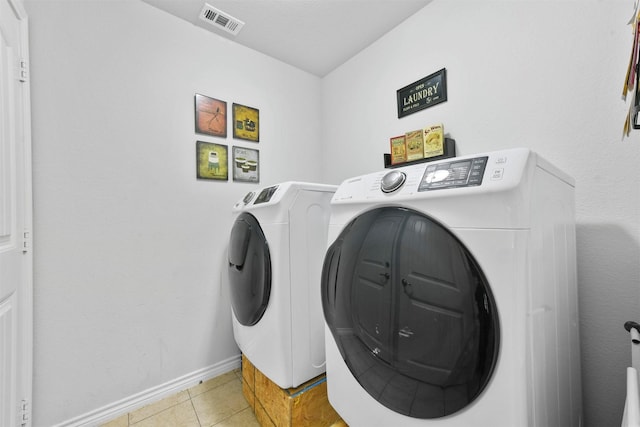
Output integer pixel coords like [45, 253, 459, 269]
[53, 354, 242, 427]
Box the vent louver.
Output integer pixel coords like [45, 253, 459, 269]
[199, 3, 245, 36]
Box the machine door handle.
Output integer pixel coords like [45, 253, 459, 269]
[398, 326, 414, 338]
[401, 278, 413, 296]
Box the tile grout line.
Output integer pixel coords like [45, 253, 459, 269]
[130, 401, 183, 427]
[102, 369, 251, 427]
[189, 396, 203, 427]
[206, 375, 248, 427]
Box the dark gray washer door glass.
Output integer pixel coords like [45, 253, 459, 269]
[322, 207, 499, 418]
[228, 212, 271, 326]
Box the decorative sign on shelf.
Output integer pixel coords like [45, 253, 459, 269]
[396, 68, 447, 118]
[385, 123, 454, 169]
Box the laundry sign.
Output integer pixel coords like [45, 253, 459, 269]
[397, 68, 447, 118]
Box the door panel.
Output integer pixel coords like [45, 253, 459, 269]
[0, 4, 15, 253]
[0, 294, 17, 427]
[0, 0, 32, 425]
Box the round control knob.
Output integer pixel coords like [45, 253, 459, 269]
[380, 170, 406, 193]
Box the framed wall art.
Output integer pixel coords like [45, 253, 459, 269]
[195, 94, 227, 137]
[232, 146, 259, 183]
[232, 103, 259, 142]
[397, 68, 447, 118]
[196, 141, 228, 181]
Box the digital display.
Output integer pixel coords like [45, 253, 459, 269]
[418, 156, 488, 191]
[254, 185, 278, 204]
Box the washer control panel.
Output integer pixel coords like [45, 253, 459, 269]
[254, 185, 279, 204]
[418, 156, 488, 191]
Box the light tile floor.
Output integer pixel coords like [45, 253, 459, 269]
[100, 369, 259, 427]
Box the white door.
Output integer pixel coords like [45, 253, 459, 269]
[0, 0, 32, 425]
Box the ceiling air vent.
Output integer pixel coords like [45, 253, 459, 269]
[199, 3, 245, 36]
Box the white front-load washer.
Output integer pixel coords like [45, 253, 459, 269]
[321, 148, 582, 426]
[228, 181, 337, 389]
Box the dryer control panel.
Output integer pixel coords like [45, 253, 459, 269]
[254, 185, 279, 204]
[418, 156, 488, 191]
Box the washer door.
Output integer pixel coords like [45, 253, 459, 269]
[322, 207, 499, 418]
[228, 212, 272, 326]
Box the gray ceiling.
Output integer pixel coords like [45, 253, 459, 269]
[141, 0, 432, 77]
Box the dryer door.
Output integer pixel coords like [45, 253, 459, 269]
[228, 212, 272, 326]
[322, 207, 499, 419]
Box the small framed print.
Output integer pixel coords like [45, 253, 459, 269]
[232, 103, 259, 142]
[196, 141, 228, 181]
[232, 146, 259, 183]
[195, 94, 227, 137]
[390, 135, 407, 165]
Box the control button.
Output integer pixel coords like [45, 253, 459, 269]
[242, 192, 255, 204]
[381, 170, 407, 193]
[491, 168, 504, 180]
[495, 156, 507, 164]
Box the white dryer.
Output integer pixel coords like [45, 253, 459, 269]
[321, 148, 582, 426]
[228, 181, 337, 389]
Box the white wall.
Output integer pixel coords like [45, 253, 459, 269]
[321, 2, 640, 427]
[23, 0, 640, 426]
[24, 0, 323, 425]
